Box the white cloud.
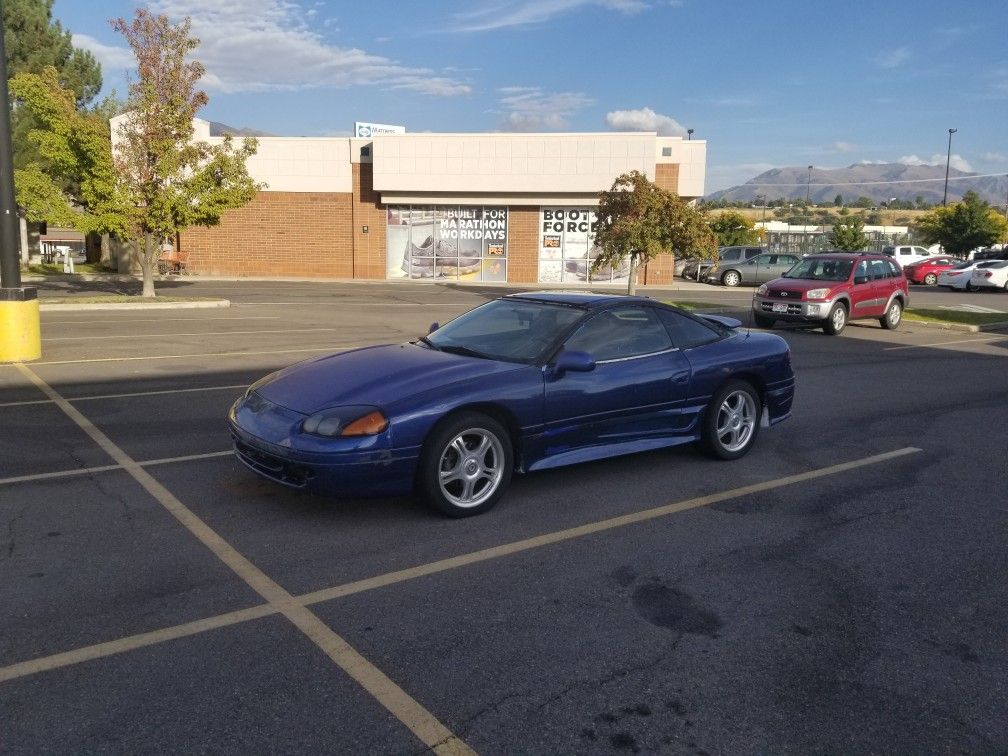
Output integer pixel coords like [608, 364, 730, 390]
[605, 106, 685, 136]
[136, 0, 470, 96]
[833, 141, 857, 153]
[874, 47, 911, 68]
[72, 33, 135, 72]
[981, 151, 1008, 164]
[899, 153, 972, 172]
[497, 87, 594, 131]
[452, 0, 651, 32]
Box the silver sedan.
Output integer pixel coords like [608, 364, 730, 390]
[706, 253, 803, 287]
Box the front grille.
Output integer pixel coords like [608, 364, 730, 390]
[232, 435, 314, 489]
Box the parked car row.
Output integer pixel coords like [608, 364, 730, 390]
[970, 260, 1008, 290]
[935, 260, 1005, 290]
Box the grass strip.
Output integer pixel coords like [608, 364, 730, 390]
[27, 263, 113, 276]
[904, 308, 1008, 326]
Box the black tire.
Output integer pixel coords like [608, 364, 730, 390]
[923, 273, 937, 286]
[965, 281, 974, 292]
[880, 299, 902, 330]
[822, 302, 847, 335]
[417, 412, 513, 517]
[753, 313, 775, 328]
[721, 270, 742, 287]
[701, 380, 762, 460]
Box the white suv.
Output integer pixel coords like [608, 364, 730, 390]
[880, 245, 933, 268]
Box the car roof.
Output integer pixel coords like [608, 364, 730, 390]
[806, 251, 886, 259]
[507, 291, 649, 309]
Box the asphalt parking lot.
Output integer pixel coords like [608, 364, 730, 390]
[2, 279, 1007, 754]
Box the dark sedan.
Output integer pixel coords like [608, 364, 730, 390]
[229, 293, 795, 517]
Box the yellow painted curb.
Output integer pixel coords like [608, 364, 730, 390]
[0, 298, 42, 362]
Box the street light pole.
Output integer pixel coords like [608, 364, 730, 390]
[942, 128, 956, 206]
[687, 128, 694, 140]
[0, 0, 42, 362]
[805, 166, 813, 253]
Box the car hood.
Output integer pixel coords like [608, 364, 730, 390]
[255, 343, 524, 414]
[767, 277, 844, 293]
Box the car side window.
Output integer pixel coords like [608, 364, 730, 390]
[870, 260, 888, 279]
[854, 260, 870, 281]
[722, 250, 740, 261]
[656, 308, 720, 349]
[564, 307, 672, 361]
[887, 261, 900, 277]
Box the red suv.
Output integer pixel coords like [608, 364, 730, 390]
[752, 252, 910, 335]
[902, 256, 958, 285]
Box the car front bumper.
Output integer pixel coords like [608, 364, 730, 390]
[753, 296, 833, 322]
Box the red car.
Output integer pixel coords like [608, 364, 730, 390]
[902, 257, 958, 285]
[752, 252, 910, 335]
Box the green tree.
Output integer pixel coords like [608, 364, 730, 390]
[5, 0, 103, 169]
[915, 191, 1008, 257]
[833, 194, 843, 207]
[10, 67, 128, 239]
[111, 10, 261, 297]
[828, 216, 870, 251]
[708, 210, 761, 246]
[593, 171, 717, 295]
[852, 196, 874, 208]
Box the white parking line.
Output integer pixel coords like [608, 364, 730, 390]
[33, 346, 350, 366]
[44, 327, 352, 342]
[885, 335, 1005, 351]
[0, 451, 233, 487]
[0, 446, 921, 694]
[0, 384, 249, 409]
[12, 364, 472, 756]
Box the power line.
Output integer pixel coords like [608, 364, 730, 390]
[743, 172, 1008, 188]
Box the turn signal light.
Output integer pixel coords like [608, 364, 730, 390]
[341, 410, 389, 436]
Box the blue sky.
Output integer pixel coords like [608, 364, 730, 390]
[57, 0, 1008, 192]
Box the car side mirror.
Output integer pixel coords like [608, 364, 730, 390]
[853, 276, 869, 284]
[428, 322, 439, 334]
[551, 349, 596, 378]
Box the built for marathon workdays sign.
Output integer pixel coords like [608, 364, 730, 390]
[355, 121, 406, 138]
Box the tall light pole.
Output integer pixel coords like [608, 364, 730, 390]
[687, 128, 694, 140]
[0, 0, 42, 362]
[805, 166, 813, 253]
[943, 128, 957, 206]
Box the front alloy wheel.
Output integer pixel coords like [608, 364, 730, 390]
[419, 412, 513, 517]
[722, 270, 742, 287]
[701, 380, 761, 460]
[823, 303, 847, 335]
[923, 273, 937, 285]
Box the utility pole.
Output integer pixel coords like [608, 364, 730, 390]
[0, 0, 42, 362]
[942, 128, 956, 207]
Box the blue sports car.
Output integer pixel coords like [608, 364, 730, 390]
[228, 292, 795, 517]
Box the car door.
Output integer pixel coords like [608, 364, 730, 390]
[870, 258, 897, 314]
[543, 305, 692, 457]
[849, 259, 879, 316]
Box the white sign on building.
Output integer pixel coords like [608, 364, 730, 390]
[355, 122, 406, 138]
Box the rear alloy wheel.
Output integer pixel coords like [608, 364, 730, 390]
[722, 270, 742, 287]
[923, 273, 937, 286]
[880, 300, 902, 330]
[418, 412, 512, 517]
[701, 380, 761, 460]
[753, 313, 775, 328]
[823, 302, 847, 335]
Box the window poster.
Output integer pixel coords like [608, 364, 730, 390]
[387, 206, 508, 282]
[538, 207, 630, 283]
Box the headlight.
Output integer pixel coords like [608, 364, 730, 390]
[302, 406, 388, 437]
[805, 288, 831, 299]
[757, 284, 768, 295]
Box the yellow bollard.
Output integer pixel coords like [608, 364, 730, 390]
[0, 294, 41, 362]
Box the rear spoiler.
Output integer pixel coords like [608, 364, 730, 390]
[696, 313, 742, 329]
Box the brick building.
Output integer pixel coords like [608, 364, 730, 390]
[113, 116, 707, 285]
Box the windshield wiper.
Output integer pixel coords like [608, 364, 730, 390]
[417, 336, 441, 351]
[438, 344, 491, 360]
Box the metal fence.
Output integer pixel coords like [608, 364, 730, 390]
[763, 230, 914, 255]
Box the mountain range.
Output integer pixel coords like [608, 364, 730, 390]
[208, 121, 274, 138]
[708, 163, 1008, 207]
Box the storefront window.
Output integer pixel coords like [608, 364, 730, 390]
[386, 206, 508, 282]
[538, 207, 629, 284]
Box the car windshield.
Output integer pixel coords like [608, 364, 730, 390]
[784, 257, 854, 281]
[423, 299, 585, 363]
